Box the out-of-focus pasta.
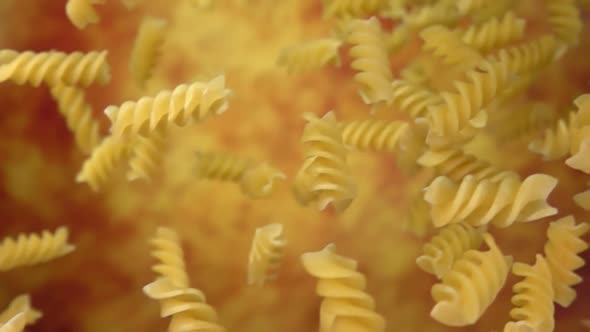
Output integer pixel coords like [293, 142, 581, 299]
[127, 131, 168, 182]
[339, 119, 409, 152]
[0, 313, 26, 332]
[129, 17, 168, 88]
[247, 223, 286, 287]
[76, 136, 130, 192]
[0, 295, 42, 327]
[277, 39, 343, 74]
[66, 0, 104, 29]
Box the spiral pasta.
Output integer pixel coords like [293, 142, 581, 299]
[491, 35, 561, 75]
[544, 215, 589, 307]
[0, 50, 110, 87]
[424, 173, 558, 228]
[277, 39, 343, 74]
[301, 244, 386, 332]
[322, 0, 388, 19]
[431, 233, 512, 327]
[459, 12, 526, 53]
[247, 223, 286, 287]
[129, 17, 168, 88]
[50, 85, 101, 155]
[66, 0, 104, 29]
[0, 313, 25, 332]
[0, 295, 42, 327]
[503, 255, 555, 332]
[149, 227, 190, 288]
[127, 131, 168, 182]
[404, 3, 460, 29]
[390, 79, 443, 119]
[339, 119, 409, 152]
[104, 75, 231, 137]
[347, 17, 393, 106]
[0, 227, 75, 271]
[416, 223, 486, 279]
[76, 136, 130, 192]
[544, 0, 582, 46]
[420, 25, 483, 68]
[456, 0, 486, 15]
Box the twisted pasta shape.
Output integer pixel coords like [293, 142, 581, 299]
[424, 173, 558, 228]
[0, 295, 42, 327]
[456, 0, 486, 15]
[127, 131, 168, 181]
[50, 85, 101, 155]
[0, 50, 18, 65]
[416, 223, 486, 279]
[420, 25, 483, 68]
[339, 119, 409, 152]
[104, 75, 231, 137]
[248, 223, 286, 287]
[0, 313, 25, 332]
[66, 0, 104, 29]
[0, 227, 75, 271]
[390, 79, 443, 119]
[322, 0, 388, 19]
[544, 0, 582, 46]
[503, 255, 555, 332]
[459, 12, 526, 53]
[76, 136, 130, 192]
[149, 227, 190, 288]
[404, 3, 461, 29]
[0, 50, 110, 87]
[491, 35, 561, 75]
[348, 17, 393, 106]
[301, 244, 386, 332]
[298, 112, 356, 212]
[277, 39, 342, 74]
[431, 233, 512, 327]
[544, 216, 589, 307]
[129, 17, 168, 88]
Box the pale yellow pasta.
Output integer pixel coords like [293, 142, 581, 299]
[339, 119, 409, 152]
[129, 17, 168, 88]
[456, 0, 486, 15]
[301, 244, 386, 332]
[322, 0, 388, 19]
[76, 136, 130, 192]
[490, 35, 562, 75]
[431, 233, 512, 327]
[104, 75, 231, 137]
[277, 39, 342, 74]
[247, 223, 286, 287]
[0, 313, 25, 332]
[50, 85, 101, 155]
[503, 255, 555, 332]
[424, 174, 558, 228]
[0, 227, 75, 271]
[416, 223, 486, 279]
[544, 0, 583, 46]
[0, 50, 110, 87]
[127, 131, 168, 181]
[544, 216, 589, 307]
[420, 25, 483, 69]
[66, 0, 104, 29]
[149, 227, 190, 288]
[459, 12, 526, 53]
[390, 79, 443, 119]
[0, 295, 42, 327]
[404, 2, 460, 29]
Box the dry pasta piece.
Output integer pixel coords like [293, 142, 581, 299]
[127, 131, 168, 182]
[420, 25, 483, 69]
[424, 173, 558, 228]
[149, 227, 190, 288]
[503, 255, 555, 332]
[431, 233, 512, 327]
[339, 119, 409, 152]
[195, 151, 285, 199]
[50, 85, 101, 155]
[0, 295, 42, 327]
[544, 215, 589, 307]
[347, 17, 393, 106]
[247, 223, 286, 287]
[66, 0, 104, 29]
[459, 11, 526, 53]
[129, 17, 168, 88]
[301, 244, 386, 332]
[322, 0, 388, 19]
[0, 227, 75, 271]
[105, 75, 231, 137]
[0, 313, 25, 332]
[0, 50, 18, 65]
[76, 136, 130, 192]
[544, 0, 582, 46]
[456, 0, 486, 15]
[390, 79, 443, 119]
[490, 35, 562, 75]
[0, 50, 110, 87]
[416, 223, 486, 279]
[277, 39, 342, 74]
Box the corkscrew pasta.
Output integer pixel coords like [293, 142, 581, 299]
[0, 313, 25, 332]
[459, 11, 526, 53]
[277, 39, 343, 74]
[149, 227, 190, 288]
[127, 131, 168, 181]
[420, 25, 483, 69]
[390, 79, 443, 119]
[66, 0, 104, 29]
[129, 17, 168, 88]
[76, 136, 130, 192]
[247, 223, 286, 287]
[339, 119, 409, 152]
[0, 295, 42, 327]
[544, 0, 583, 46]
[322, 0, 388, 19]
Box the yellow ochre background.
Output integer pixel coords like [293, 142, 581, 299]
[0, 0, 589, 331]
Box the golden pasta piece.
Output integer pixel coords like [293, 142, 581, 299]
[491, 35, 562, 75]
[50, 85, 101, 155]
[404, 3, 460, 29]
[390, 79, 443, 119]
[544, 216, 589, 307]
[456, 0, 486, 15]
[104, 75, 231, 137]
[416, 223, 486, 279]
[503, 255, 555, 332]
[301, 244, 386, 332]
[322, 0, 388, 19]
[544, 0, 583, 46]
[0, 313, 26, 332]
[347, 17, 393, 106]
[0, 50, 110, 87]
[420, 25, 483, 69]
[247, 223, 286, 287]
[0, 295, 42, 327]
[127, 131, 168, 182]
[0, 227, 75, 271]
[459, 11, 526, 53]
[66, 0, 104, 29]
[339, 119, 409, 152]
[277, 39, 342, 74]
[129, 17, 168, 88]
[424, 174, 558, 228]
[149, 227, 190, 288]
[76, 136, 130, 192]
[431, 233, 512, 327]
[0, 50, 19, 65]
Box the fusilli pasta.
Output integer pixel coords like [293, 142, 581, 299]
[459, 11, 526, 53]
[0, 295, 42, 327]
[66, 0, 104, 29]
[277, 39, 342, 74]
[129, 17, 168, 88]
[322, 0, 388, 19]
[247, 223, 286, 287]
[544, 0, 583, 46]
[420, 25, 483, 68]
[0, 313, 25, 332]
[339, 119, 409, 152]
[149, 227, 189, 288]
[76, 136, 130, 192]
[390, 79, 442, 119]
[127, 131, 168, 182]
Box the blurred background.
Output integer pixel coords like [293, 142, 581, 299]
[0, 0, 589, 331]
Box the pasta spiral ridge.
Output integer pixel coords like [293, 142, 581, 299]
[460, 12, 526, 52]
[424, 174, 558, 228]
[127, 131, 167, 181]
[248, 223, 286, 287]
[545, 0, 583, 46]
[0, 313, 25, 332]
[104, 75, 231, 137]
[50, 85, 101, 155]
[0, 295, 42, 326]
[492, 35, 562, 76]
[0, 50, 110, 87]
[0, 227, 75, 272]
[544, 216, 590, 307]
[66, 0, 104, 29]
[503, 255, 555, 332]
[431, 233, 513, 327]
[420, 25, 483, 68]
[416, 223, 486, 279]
[322, 0, 387, 19]
[404, 3, 460, 29]
[339, 119, 409, 152]
[149, 227, 190, 288]
[301, 244, 386, 332]
[129, 17, 168, 88]
[348, 17, 393, 106]
[76, 136, 130, 192]
[277, 39, 342, 74]
[390, 79, 443, 119]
